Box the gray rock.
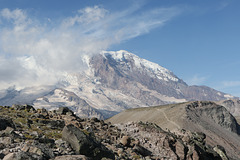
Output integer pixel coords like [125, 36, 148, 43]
[0, 137, 12, 145]
[62, 124, 97, 155]
[0, 127, 14, 137]
[56, 107, 74, 116]
[20, 142, 54, 159]
[53, 155, 90, 160]
[3, 151, 41, 160]
[120, 136, 130, 146]
[133, 145, 151, 157]
[0, 117, 14, 131]
[62, 124, 114, 159]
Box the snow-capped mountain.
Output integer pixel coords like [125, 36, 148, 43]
[0, 50, 235, 119]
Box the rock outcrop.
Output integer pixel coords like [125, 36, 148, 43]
[217, 99, 240, 124]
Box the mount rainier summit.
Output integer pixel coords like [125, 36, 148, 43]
[0, 50, 235, 119]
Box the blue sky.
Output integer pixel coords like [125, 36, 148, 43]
[0, 0, 240, 97]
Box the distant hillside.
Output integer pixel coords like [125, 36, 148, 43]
[107, 101, 240, 160]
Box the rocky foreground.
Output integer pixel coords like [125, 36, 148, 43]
[0, 105, 229, 160]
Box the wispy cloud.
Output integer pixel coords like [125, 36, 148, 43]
[216, 1, 230, 11]
[222, 81, 240, 88]
[0, 4, 182, 89]
[187, 74, 208, 86]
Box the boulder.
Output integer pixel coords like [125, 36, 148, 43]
[120, 136, 130, 146]
[0, 117, 14, 131]
[0, 137, 12, 146]
[62, 124, 114, 159]
[62, 124, 98, 155]
[56, 107, 74, 116]
[0, 127, 14, 136]
[133, 145, 151, 157]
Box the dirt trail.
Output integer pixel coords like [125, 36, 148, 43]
[158, 109, 180, 129]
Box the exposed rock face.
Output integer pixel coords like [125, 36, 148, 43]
[186, 101, 240, 134]
[90, 51, 233, 103]
[0, 104, 229, 160]
[217, 99, 240, 124]
[108, 101, 240, 160]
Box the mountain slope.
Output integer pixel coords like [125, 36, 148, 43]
[0, 50, 236, 118]
[107, 101, 240, 160]
[0, 85, 56, 106]
[33, 88, 105, 119]
[91, 50, 233, 102]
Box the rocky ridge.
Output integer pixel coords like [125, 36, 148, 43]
[108, 101, 240, 160]
[0, 104, 228, 160]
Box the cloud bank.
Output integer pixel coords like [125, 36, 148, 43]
[0, 5, 181, 89]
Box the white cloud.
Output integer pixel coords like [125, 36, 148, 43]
[62, 6, 108, 27]
[187, 74, 208, 85]
[0, 5, 181, 90]
[1, 8, 28, 25]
